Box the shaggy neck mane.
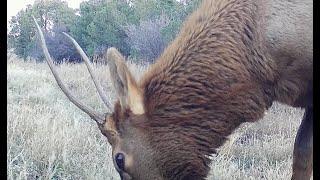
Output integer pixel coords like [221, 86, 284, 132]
[135, 0, 275, 179]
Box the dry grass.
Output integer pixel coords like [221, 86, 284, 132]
[8, 57, 311, 180]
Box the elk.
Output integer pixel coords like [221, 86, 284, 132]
[32, 0, 313, 179]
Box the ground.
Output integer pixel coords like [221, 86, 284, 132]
[7, 56, 312, 180]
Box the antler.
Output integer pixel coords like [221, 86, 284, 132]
[32, 16, 106, 125]
[62, 32, 112, 110]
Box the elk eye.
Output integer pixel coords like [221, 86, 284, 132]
[115, 153, 125, 171]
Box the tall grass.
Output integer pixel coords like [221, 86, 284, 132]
[8, 57, 310, 180]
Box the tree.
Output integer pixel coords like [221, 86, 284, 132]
[125, 15, 171, 62]
[8, 0, 78, 61]
[30, 25, 81, 62]
[71, 0, 132, 58]
[7, 0, 201, 62]
[124, 0, 199, 62]
[32, 0, 77, 30]
[8, 5, 37, 60]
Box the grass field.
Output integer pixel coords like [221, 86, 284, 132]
[7, 55, 311, 180]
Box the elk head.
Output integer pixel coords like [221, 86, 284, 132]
[32, 16, 171, 180]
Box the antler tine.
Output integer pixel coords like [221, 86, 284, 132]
[32, 16, 106, 125]
[63, 32, 112, 111]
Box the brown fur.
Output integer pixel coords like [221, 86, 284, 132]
[98, 0, 313, 179]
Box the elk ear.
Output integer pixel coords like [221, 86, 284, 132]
[106, 47, 145, 115]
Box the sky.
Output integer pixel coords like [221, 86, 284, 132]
[7, 0, 85, 28]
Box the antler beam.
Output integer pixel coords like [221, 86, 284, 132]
[32, 16, 106, 125]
